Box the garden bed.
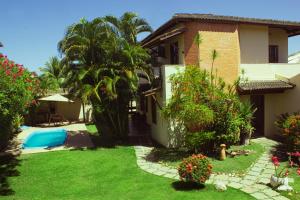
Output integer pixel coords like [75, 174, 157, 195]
[145, 142, 265, 176]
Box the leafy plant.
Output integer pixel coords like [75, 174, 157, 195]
[0, 53, 39, 150]
[163, 65, 245, 152]
[275, 112, 300, 151]
[178, 154, 212, 184]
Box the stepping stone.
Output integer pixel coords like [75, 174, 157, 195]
[244, 175, 258, 181]
[241, 186, 260, 193]
[252, 183, 268, 190]
[248, 171, 261, 176]
[240, 179, 255, 186]
[272, 195, 291, 200]
[251, 167, 263, 172]
[228, 176, 242, 183]
[214, 174, 229, 181]
[228, 182, 243, 189]
[250, 192, 269, 200]
[262, 188, 280, 197]
[258, 178, 270, 185]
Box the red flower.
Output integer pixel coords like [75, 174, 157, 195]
[271, 156, 280, 166]
[186, 163, 193, 173]
[284, 170, 289, 177]
[297, 168, 300, 176]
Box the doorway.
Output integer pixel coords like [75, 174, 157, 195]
[250, 95, 265, 137]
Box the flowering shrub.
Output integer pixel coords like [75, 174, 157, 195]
[271, 155, 300, 178]
[178, 154, 212, 184]
[163, 66, 249, 152]
[0, 53, 39, 150]
[275, 112, 300, 151]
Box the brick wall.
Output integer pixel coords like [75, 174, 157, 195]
[183, 22, 240, 84]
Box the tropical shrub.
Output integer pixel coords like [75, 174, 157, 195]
[163, 66, 248, 152]
[275, 112, 300, 151]
[0, 53, 39, 151]
[178, 154, 212, 184]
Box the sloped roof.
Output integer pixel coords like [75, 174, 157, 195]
[238, 80, 295, 95]
[142, 13, 300, 46]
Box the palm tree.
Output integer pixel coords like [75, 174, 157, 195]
[40, 56, 62, 80]
[39, 56, 64, 92]
[58, 16, 151, 140]
[104, 12, 152, 44]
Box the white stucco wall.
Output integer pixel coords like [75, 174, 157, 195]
[269, 28, 288, 63]
[239, 25, 269, 63]
[146, 65, 185, 147]
[264, 74, 300, 137]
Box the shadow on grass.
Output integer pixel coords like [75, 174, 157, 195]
[145, 148, 190, 166]
[0, 146, 21, 196]
[172, 181, 205, 191]
[270, 143, 290, 162]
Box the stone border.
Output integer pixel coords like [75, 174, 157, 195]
[134, 138, 290, 200]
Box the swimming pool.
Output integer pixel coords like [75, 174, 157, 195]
[23, 129, 67, 149]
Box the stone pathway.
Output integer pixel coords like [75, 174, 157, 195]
[134, 137, 290, 200]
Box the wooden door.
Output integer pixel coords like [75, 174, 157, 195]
[250, 95, 265, 137]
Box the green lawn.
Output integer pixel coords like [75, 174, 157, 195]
[147, 142, 265, 175]
[278, 163, 300, 200]
[3, 147, 254, 200]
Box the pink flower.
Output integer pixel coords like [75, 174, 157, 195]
[271, 156, 280, 166]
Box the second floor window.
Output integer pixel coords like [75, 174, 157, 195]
[170, 42, 179, 64]
[269, 45, 279, 63]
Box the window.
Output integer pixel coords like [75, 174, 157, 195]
[151, 97, 156, 124]
[269, 45, 279, 63]
[170, 42, 179, 64]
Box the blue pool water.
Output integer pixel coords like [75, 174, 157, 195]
[23, 129, 67, 149]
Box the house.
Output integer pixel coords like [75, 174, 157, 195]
[138, 13, 300, 147]
[289, 51, 300, 63]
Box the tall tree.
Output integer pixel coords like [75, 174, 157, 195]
[39, 56, 64, 92]
[104, 12, 152, 44]
[58, 15, 151, 141]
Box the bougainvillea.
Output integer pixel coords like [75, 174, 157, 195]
[178, 154, 212, 184]
[0, 53, 39, 150]
[275, 112, 300, 151]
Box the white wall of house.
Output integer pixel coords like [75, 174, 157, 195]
[241, 63, 300, 138]
[269, 28, 288, 63]
[239, 25, 288, 64]
[145, 65, 185, 147]
[264, 74, 300, 137]
[239, 25, 269, 63]
[289, 52, 300, 63]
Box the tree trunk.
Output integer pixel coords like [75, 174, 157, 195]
[82, 102, 86, 123]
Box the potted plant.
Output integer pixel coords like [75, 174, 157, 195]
[269, 155, 300, 191]
[239, 101, 256, 145]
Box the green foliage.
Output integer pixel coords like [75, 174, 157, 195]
[178, 154, 212, 184]
[39, 56, 64, 94]
[163, 65, 255, 152]
[58, 13, 152, 140]
[275, 112, 300, 151]
[0, 53, 39, 150]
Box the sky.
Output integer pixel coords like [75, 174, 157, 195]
[1, 0, 300, 72]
